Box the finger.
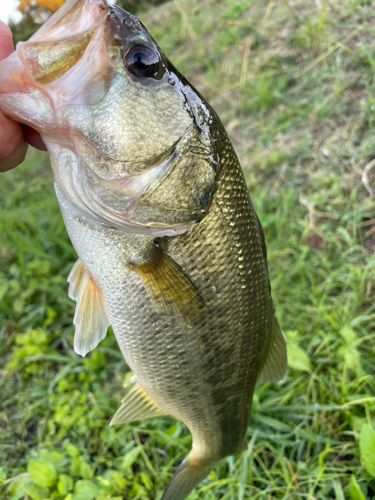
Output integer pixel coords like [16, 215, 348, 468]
[0, 21, 47, 155]
[0, 21, 28, 171]
[23, 126, 47, 151]
[0, 112, 27, 172]
[0, 20, 14, 59]
[0, 21, 46, 170]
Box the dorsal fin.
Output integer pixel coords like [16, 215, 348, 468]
[130, 245, 206, 327]
[258, 315, 287, 383]
[67, 259, 110, 357]
[110, 381, 167, 425]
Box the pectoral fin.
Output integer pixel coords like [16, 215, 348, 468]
[131, 245, 206, 326]
[67, 259, 85, 300]
[110, 381, 167, 425]
[258, 315, 287, 383]
[67, 259, 110, 357]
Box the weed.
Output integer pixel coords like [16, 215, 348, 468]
[1, 0, 375, 499]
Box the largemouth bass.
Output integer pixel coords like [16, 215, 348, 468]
[0, 1, 287, 498]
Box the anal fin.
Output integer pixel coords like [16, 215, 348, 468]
[67, 259, 110, 357]
[258, 315, 287, 383]
[110, 381, 167, 425]
[131, 245, 206, 327]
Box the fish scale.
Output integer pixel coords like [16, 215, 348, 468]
[0, 1, 287, 498]
[57, 135, 271, 460]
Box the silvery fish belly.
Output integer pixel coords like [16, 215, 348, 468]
[0, 1, 287, 499]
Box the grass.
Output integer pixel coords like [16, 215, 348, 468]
[1, 0, 375, 499]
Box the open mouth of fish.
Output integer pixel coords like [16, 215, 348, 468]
[0, 0, 210, 237]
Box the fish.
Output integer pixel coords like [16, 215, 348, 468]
[0, 1, 287, 498]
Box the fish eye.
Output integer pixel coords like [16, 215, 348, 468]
[125, 44, 161, 79]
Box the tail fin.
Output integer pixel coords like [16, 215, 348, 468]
[161, 452, 217, 500]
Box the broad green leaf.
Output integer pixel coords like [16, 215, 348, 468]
[28, 459, 57, 487]
[21, 481, 49, 500]
[140, 472, 153, 490]
[40, 450, 65, 471]
[287, 346, 311, 372]
[132, 483, 147, 496]
[97, 470, 125, 494]
[349, 475, 365, 500]
[96, 476, 112, 493]
[79, 461, 92, 479]
[72, 479, 98, 500]
[70, 457, 82, 476]
[360, 424, 375, 477]
[122, 446, 142, 470]
[96, 493, 109, 500]
[9, 478, 34, 500]
[58, 474, 74, 496]
[30, 328, 49, 345]
[103, 470, 125, 489]
[97, 494, 122, 500]
[66, 443, 80, 457]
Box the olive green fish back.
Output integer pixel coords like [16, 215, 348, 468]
[167, 132, 274, 457]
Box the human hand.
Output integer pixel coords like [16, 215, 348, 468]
[0, 20, 46, 172]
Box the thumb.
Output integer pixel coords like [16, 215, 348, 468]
[0, 21, 28, 171]
[0, 20, 14, 60]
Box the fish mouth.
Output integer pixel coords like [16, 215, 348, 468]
[26, 0, 110, 43]
[0, 0, 155, 127]
[0, 0, 111, 129]
[0, 0, 197, 239]
[18, 0, 110, 87]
